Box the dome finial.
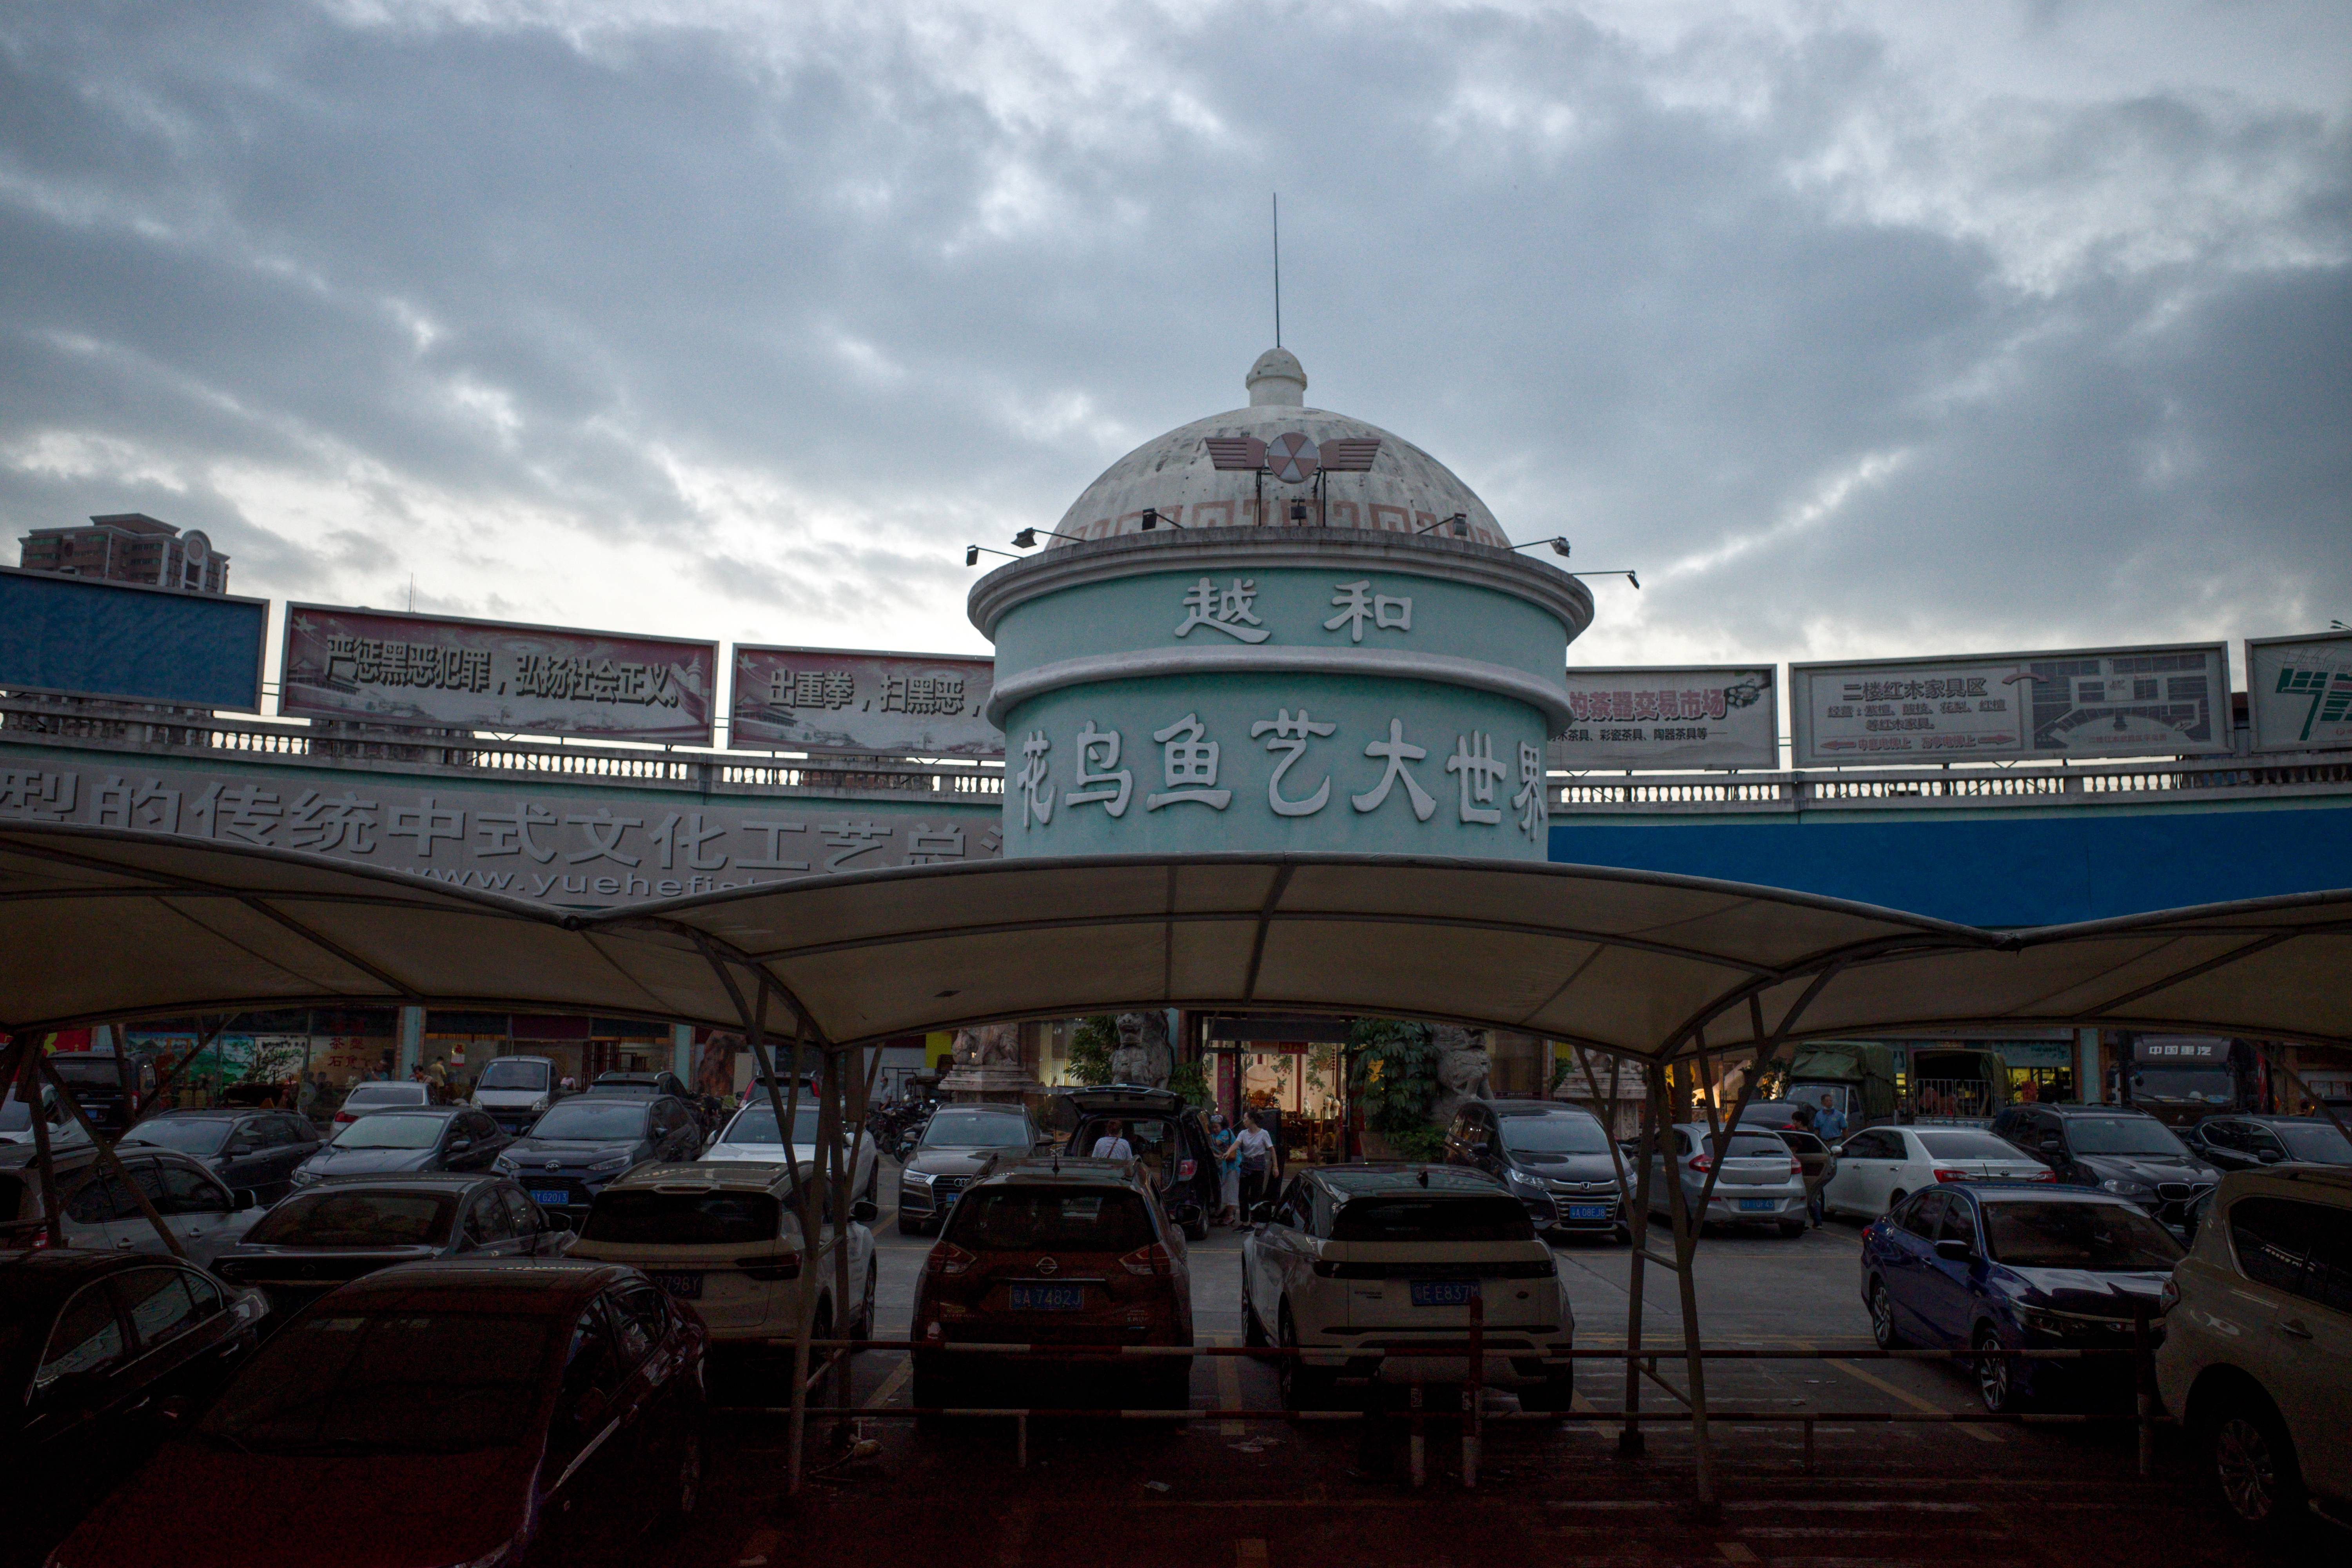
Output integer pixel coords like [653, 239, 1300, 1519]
[1246, 347, 1306, 408]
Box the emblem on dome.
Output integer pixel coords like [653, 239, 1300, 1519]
[1202, 435, 1381, 474]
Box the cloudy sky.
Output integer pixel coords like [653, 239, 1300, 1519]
[3, 0, 2345, 690]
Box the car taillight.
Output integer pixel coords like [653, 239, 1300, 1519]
[334, 1111, 355, 1124]
[1687, 1154, 1713, 1173]
[1931, 1168, 1971, 1183]
[930, 1242, 977, 1276]
[1178, 1159, 1196, 1181]
[1120, 1243, 1172, 1277]
[2031, 1169, 2057, 1182]
[1788, 1159, 1804, 1177]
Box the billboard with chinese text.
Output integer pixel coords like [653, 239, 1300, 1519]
[2247, 632, 2352, 754]
[0, 566, 268, 711]
[729, 646, 1000, 757]
[280, 605, 717, 743]
[1791, 642, 2230, 767]
[1551, 667, 1777, 770]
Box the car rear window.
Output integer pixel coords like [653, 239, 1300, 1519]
[946, 1187, 1155, 1252]
[245, 1191, 457, 1248]
[582, 1190, 780, 1246]
[1914, 1131, 2025, 1160]
[1981, 1200, 2183, 1270]
[1329, 1195, 1535, 1243]
[120, 1119, 234, 1156]
[1701, 1133, 1792, 1161]
[343, 1085, 423, 1107]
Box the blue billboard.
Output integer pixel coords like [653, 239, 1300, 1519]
[0, 567, 268, 711]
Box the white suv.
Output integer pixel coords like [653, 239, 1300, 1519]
[1240, 1164, 1573, 1410]
[566, 1159, 877, 1347]
[2156, 1164, 2350, 1538]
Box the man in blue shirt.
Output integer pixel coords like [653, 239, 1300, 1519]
[1813, 1093, 1847, 1143]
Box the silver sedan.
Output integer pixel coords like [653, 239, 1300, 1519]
[1646, 1123, 1809, 1237]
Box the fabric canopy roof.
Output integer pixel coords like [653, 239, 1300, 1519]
[4, 823, 2347, 1060]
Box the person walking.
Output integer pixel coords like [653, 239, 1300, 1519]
[1234, 1111, 1277, 1218]
[1091, 1120, 1134, 1160]
[1209, 1112, 1241, 1225]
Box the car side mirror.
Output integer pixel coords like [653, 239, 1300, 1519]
[232, 1190, 256, 1211]
[849, 1198, 879, 1224]
[1248, 1201, 1275, 1224]
[1933, 1238, 1973, 1262]
[1470, 1141, 1491, 1158]
[2257, 1148, 2283, 1164]
[223, 1140, 254, 1156]
[448, 1137, 473, 1152]
[543, 1210, 575, 1232]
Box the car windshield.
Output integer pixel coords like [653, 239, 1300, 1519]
[922, 1111, 1030, 1149]
[120, 1119, 233, 1156]
[1982, 1200, 2185, 1270]
[477, 1060, 550, 1092]
[1497, 1114, 1610, 1154]
[1915, 1131, 2025, 1160]
[529, 1103, 647, 1141]
[583, 1190, 780, 1245]
[245, 1191, 457, 1248]
[2274, 1123, 2352, 1162]
[330, 1116, 446, 1151]
[946, 1187, 1155, 1251]
[200, 1309, 554, 1454]
[2063, 1117, 2191, 1156]
[1700, 1133, 1792, 1161]
[719, 1105, 824, 1145]
[1330, 1195, 1535, 1242]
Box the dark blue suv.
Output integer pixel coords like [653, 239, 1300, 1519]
[1860, 1182, 2183, 1413]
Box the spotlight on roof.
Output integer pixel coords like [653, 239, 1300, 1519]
[1013, 528, 1038, 548]
[1628, 570, 1640, 590]
[1288, 501, 1310, 524]
[965, 546, 980, 566]
[1550, 537, 1571, 558]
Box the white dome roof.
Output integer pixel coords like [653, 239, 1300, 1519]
[1047, 350, 1510, 550]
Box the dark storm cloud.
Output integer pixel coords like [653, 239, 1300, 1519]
[0, 0, 2343, 663]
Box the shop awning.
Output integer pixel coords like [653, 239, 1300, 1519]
[3, 822, 2347, 1060]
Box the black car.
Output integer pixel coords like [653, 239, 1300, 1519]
[118, 1109, 321, 1203]
[211, 1172, 573, 1316]
[43, 1051, 159, 1136]
[495, 1094, 704, 1219]
[1991, 1103, 2221, 1229]
[288, 1106, 510, 1189]
[1057, 1085, 1218, 1241]
[586, 1071, 712, 1136]
[0, 1249, 268, 1554]
[1443, 1098, 1631, 1241]
[2180, 1113, 2352, 1172]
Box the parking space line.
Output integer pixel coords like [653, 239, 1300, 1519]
[1824, 1359, 2004, 1443]
[865, 1353, 912, 1408]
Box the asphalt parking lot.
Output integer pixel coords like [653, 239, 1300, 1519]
[663, 1177, 2310, 1568]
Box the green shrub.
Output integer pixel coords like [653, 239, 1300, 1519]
[1067, 1015, 1117, 1087]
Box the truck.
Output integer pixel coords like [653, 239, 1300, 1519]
[1772, 1041, 2012, 1129]
[2122, 1034, 2258, 1127]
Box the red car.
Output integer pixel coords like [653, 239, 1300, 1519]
[911, 1156, 1193, 1412]
[45, 1259, 704, 1568]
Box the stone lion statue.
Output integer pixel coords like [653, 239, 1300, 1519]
[1429, 1025, 1493, 1130]
[952, 1022, 1022, 1067]
[1111, 1011, 1173, 1088]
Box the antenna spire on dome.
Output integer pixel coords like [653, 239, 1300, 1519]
[1246, 347, 1306, 408]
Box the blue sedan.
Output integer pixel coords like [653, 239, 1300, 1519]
[1859, 1182, 2183, 1412]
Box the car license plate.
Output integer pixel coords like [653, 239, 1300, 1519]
[1008, 1283, 1085, 1312]
[650, 1271, 703, 1300]
[529, 1188, 570, 1208]
[1567, 1204, 1609, 1221]
[1737, 1198, 1776, 1212]
[1409, 1280, 1479, 1308]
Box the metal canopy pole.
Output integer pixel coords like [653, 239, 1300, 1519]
[1618, 1060, 1666, 1455]
[1658, 1058, 1715, 1512]
[827, 1042, 855, 1441]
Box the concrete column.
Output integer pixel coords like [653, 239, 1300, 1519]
[671, 1024, 693, 1082]
[397, 1007, 424, 1078]
[2076, 1028, 2100, 1104]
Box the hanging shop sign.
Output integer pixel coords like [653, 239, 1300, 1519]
[2245, 632, 2352, 754]
[280, 604, 718, 744]
[728, 646, 1000, 757]
[1789, 642, 2230, 767]
[1550, 666, 1777, 771]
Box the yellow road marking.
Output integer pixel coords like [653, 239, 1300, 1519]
[1826, 1358, 2004, 1443]
[866, 1354, 913, 1407]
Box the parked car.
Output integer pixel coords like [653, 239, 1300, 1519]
[49, 1259, 707, 1568]
[1442, 1097, 1627, 1241]
[0, 1083, 93, 1150]
[2182, 1114, 2352, 1173]
[702, 1098, 880, 1204]
[117, 1109, 321, 1203]
[1241, 1163, 1574, 1410]
[42, 1050, 159, 1135]
[494, 1093, 705, 1221]
[0, 1145, 261, 1266]
[290, 1105, 511, 1189]
[211, 1172, 572, 1316]
[1821, 1125, 2053, 1219]
[1058, 1085, 1220, 1242]
[912, 1155, 1193, 1411]
[469, 1053, 563, 1135]
[570, 1159, 876, 1349]
[1736, 1100, 1811, 1130]
[1861, 1183, 2180, 1414]
[897, 1102, 1049, 1236]
[1648, 1124, 1809, 1236]
[1991, 1103, 2221, 1230]
[585, 1069, 710, 1138]
[330, 1079, 430, 1127]
[0, 1249, 269, 1557]
[2156, 1164, 2351, 1539]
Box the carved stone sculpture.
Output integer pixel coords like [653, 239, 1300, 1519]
[1429, 1025, 1493, 1131]
[1110, 1011, 1173, 1089]
[953, 1022, 1022, 1067]
[939, 1021, 1038, 1101]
